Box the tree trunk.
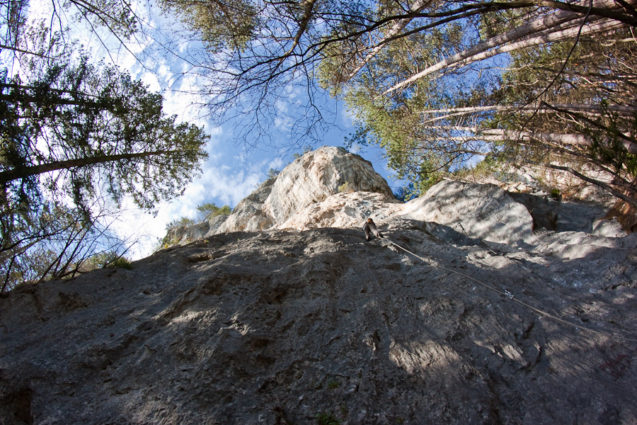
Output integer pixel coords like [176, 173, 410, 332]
[420, 104, 637, 116]
[384, 2, 627, 94]
[0, 150, 180, 184]
[346, 0, 431, 81]
[422, 127, 637, 153]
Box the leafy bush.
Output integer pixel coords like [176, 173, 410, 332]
[196, 203, 232, 220]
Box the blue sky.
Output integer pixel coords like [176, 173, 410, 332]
[27, 1, 401, 258]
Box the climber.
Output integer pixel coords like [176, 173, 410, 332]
[363, 218, 383, 241]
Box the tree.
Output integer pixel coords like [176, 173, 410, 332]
[158, 0, 636, 203]
[331, 2, 636, 201]
[0, 0, 141, 66]
[0, 200, 131, 292]
[1, 55, 208, 209]
[196, 202, 232, 220]
[0, 55, 208, 289]
[157, 0, 635, 107]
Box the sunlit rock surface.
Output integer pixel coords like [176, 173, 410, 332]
[169, 146, 631, 247]
[209, 146, 395, 236]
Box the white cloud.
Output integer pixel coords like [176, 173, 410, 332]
[268, 157, 284, 171]
[157, 63, 172, 79]
[141, 71, 161, 92]
[349, 143, 362, 154]
[341, 105, 356, 127]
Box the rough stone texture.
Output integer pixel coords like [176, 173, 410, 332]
[206, 214, 230, 236]
[401, 179, 534, 244]
[172, 147, 394, 245]
[1, 221, 635, 425]
[262, 147, 395, 224]
[170, 147, 628, 247]
[165, 216, 229, 248]
[165, 222, 211, 246]
[2, 147, 635, 424]
[214, 177, 276, 235]
[279, 191, 402, 231]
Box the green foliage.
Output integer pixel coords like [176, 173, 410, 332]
[0, 201, 127, 291]
[320, 3, 637, 203]
[334, 23, 483, 194]
[483, 29, 637, 193]
[393, 183, 418, 202]
[267, 168, 280, 179]
[316, 412, 339, 425]
[160, 0, 258, 51]
[159, 202, 232, 249]
[83, 251, 132, 271]
[550, 188, 562, 202]
[451, 155, 501, 181]
[110, 257, 133, 270]
[72, 0, 140, 39]
[0, 53, 209, 290]
[0, 56, 209, 215]
[196, 202, 232, 220]
[165, 217, 196, 231]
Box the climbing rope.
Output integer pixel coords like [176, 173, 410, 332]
[383, 237, 637, 344]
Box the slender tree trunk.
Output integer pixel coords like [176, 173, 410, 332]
[0, 150, 180, 184]
[346, 0, 431, 81]
[420, 104, 637, 116]
[547, 163, 637, 206]
[421, 103, 637, 123]
[422, 127, 637, 153]
[384, 3, 627, 94]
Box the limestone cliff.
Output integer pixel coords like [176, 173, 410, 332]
[1, 147, 636, 425]
[168, 146, 627, 246]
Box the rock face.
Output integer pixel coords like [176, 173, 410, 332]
[400, 179, 534, 244]
[170, 146, 630, 247]
[213, 177, 276, 235]
[208, 146, 395, 236]
[1, 147, 636, 425]
[1, 224, 636, 425]
[263, 147, 395, 224]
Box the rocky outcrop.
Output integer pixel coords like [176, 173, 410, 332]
[280, 191, 401, 230]
[262, 147, 395, 224]
[216, 147, 395, 236]
[212, 176, 277, 235]
[166, 147, 396, 245]
[2, 146, 635, 424]
[164, 221, 212, 246]
[400, 179, 534, 245]
[170, 146, 629, 247]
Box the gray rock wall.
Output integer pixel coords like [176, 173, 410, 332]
[401, 179, 535, 244]
[2, 145, 636, 424]
[1, 222, 635, 424]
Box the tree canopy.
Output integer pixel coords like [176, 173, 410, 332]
[1, 56, 208, 210]
[0, 51, 208, 289]
[160, 0, 636, 202]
